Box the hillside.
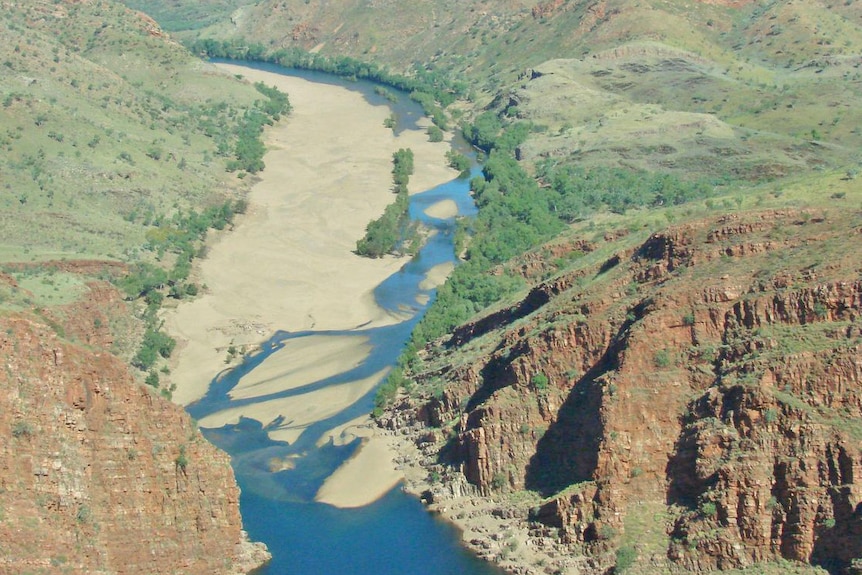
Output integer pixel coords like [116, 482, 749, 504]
[380, 177, 862, 574]
[0, 1, 274, 571]
[102, 0, 862, 573]
[163, 0, 861, 180]
[0, 0, 269, 263]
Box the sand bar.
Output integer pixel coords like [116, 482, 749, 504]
[164, 62, 459, 508]
[315, 434, 403, 508]
[424, 198, 459, 219]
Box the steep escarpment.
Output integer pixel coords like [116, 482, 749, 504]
[382, 206, 862, 574]
[0, 275, 267, 574]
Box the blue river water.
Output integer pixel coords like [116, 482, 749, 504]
[186, 63, 505, 575]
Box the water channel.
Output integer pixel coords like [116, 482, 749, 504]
[186, 62, 504, 575]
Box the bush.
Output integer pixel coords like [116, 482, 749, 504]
[372, 367, 406, 415]
[145, 370, 160, 388]
[356, 149, 415, 258]
[133, 327, 176, 370]
[700, 501, 718, 518]
[531, 372, 549, 391]
[427, 125, 443, 142]
[653, 349, 672, 368]
[12, 421, 34, 439]
[491, 472, 508, 490]
[445, 150, 471, 174]
[615, 546, 637, 573]
[175, 445, 188, 471]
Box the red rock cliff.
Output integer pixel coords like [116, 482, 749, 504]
[383, 208, 862, 574]
[0, 279, 267, 574]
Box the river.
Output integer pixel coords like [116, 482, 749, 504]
[182, 62, 504, 575]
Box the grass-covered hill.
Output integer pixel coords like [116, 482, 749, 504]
[145, 0, 862, 184]
[0, 0, 272, 264]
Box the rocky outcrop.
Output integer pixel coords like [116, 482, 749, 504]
[0, 278, 267, 574]
[383, 208, 862, 574]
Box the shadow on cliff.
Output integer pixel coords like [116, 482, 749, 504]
[523, 291, 646, 497]
[665, 389, 720, 509]
[523, 354, 612, 497]
[811, 497, 862, 574]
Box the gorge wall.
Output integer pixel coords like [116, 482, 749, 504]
[382, 206, 862, 574]
[0, 272, 267, 574]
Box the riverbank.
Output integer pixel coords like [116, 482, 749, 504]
[163, 62, 459, 509]
[380, 402, 578, 575]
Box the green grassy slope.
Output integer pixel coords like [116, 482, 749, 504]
[140, 0, 862, 184]
[0, 0, 263, 263]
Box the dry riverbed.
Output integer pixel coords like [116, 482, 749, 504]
[164, 62, 458, 508]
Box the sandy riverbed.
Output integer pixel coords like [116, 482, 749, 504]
[163, 62, 458, 508]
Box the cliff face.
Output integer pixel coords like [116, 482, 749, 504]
[383, 207, 862, 574]
[0, 275, 266, 574]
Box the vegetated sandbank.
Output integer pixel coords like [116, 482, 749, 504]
[163, 62, 458, 508]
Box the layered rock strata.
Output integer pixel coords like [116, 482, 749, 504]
[382, 208, 862, 574]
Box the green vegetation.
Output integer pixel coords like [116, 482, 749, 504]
[0, 2, 289, 264]
[187, 40, 465, 128]
[133, 324, 176, 371]
[427, 125, 444, 142]
[535, 162, 720, 220]
[653, 349, 672, 369]
[117, 197, 252, 376]
[372, 367, 406, 418]
[175, 444, 189, 471]
[700, 501, 718, 518]
[0, 1, 292, 392]
[410, 113, 721, 349]
[131, 3, 862, 574]
[615, 546, 637, 573]
[531, 373, 549, 392]
[445, 150, 471, 175]
[227, 82, 292, 174]
[12, 421, 34, 439]
[355, 149, 418, 258]
[122, 0, 247, 32]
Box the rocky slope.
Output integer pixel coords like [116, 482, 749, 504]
[381, 201, 862, 574]
[0, 271, 268, 574]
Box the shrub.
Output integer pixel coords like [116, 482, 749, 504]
[491, 472, 508, 490]
[356, 149, 415, 258]
[598, 524, 618, 540]
[653, 349, 672, 368]
[445, 150, 471, 174]
[615, 546, 637, 573]
[700, 501, 718, 518]
[76, 505, 90, 524]
[12, 420, 34, 439]
[427, 125, 443, 142]
[531, 372, 549, 391]
[145, 370, 160, 388]
[133, 327, 176, 370]
[175, 445, 188, 471]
